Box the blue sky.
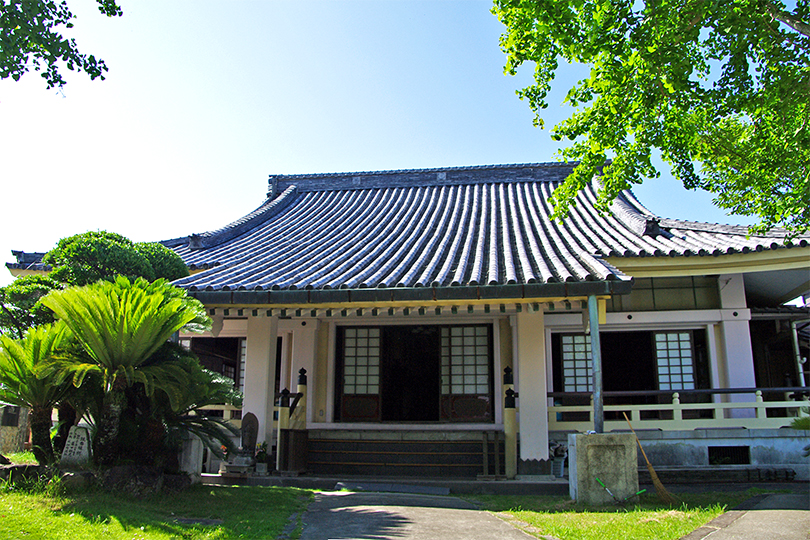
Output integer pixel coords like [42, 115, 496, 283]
[0, 0, 752, 286]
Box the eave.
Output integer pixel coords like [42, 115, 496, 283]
[188, 280, 632, 309]
[606, 246, 810, 278]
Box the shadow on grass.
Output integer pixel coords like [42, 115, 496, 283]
[56, 484, 312, 539]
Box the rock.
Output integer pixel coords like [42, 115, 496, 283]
[59, 470, 96, 491]
[162, 473, 192, 493]
[101, 465, 164, 498]
[0, 464, 49, 484]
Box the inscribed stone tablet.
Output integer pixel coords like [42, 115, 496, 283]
[60, 426, 92, 467]
[240, 412, 258, 453]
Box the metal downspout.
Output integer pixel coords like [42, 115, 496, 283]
[588, 295, 604, 433]
[791, 319, 809, 387]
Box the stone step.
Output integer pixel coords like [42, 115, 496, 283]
[307, 436, 504, 478]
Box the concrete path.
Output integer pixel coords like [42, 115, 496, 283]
[681, 493, 810, 540]
[295, 489, 809, 540]
[297, 491, 536, 540]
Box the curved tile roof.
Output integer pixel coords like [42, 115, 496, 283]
[167, 163, 808, 297]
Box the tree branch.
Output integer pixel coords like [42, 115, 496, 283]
[768, 6, 810, 40]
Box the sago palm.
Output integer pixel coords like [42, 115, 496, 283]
[42, 276, 210, 466]
[0, 322, 73, 465]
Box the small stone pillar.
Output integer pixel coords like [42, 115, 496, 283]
[179, 432, 203, 482]
[569, 433, 638, 505]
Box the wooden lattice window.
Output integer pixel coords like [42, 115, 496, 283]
[561, 334, 593, 392]
[654, 332, 695, 390]
[441, 326, 490, 396]
[342, 328, 381, 395]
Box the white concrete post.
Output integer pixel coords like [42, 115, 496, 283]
[292, 320, 317, 425]
[718, 274, 757, 417]
[515, 310, 549, 462]
[243, 314, 279, 443]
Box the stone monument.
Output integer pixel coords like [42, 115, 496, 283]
[60, 426, 92, 468]
[568, 433, 638, 505]
[222, 412, 258, 475]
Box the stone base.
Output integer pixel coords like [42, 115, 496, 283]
[569, 433, 638, 505]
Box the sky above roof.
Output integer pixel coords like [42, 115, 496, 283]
[0, 0, 754, 287]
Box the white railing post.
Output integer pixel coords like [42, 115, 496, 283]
[755, 390, 765, 419]
[673, 393, 682, 423]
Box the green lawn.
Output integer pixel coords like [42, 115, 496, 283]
[469, 490, 758, 540]
[0, 483, 311, 540]
[0, 460, 766, 540]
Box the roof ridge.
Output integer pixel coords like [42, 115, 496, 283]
[267, 161, 573, 180]
[187, 185, 299, 250]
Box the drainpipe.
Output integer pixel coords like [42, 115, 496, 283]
[791, 319, 809, 387]
[588, 295, 604, 433]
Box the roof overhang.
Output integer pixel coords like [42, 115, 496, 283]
[187, 280, 632, 308]
[606, 247, 810, 278]
[608, 247, 810, 306]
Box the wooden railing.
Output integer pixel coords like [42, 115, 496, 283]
[197, 404, 243, 428]
[547, 387, 810, 432]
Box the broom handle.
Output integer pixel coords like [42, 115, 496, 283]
[622, 411, 652, 464]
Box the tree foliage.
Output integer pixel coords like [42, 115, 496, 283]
[42, 230, 189, 286]
[493, 0, 810, 234]
[41, 276, 210, 465]
[0, 274, 60, 339]
[0, 322, 73, 464]
[0, 0, 122, 89]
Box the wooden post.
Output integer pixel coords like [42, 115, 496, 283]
[291, 368, 308, 430]
[504, 388, 518, 479]
[276, 389, 290, 471]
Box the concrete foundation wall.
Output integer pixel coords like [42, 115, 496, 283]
[554, 428, 810, 481]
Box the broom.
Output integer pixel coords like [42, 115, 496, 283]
[623, 412, 677, 504]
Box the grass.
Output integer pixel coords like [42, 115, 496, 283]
[0, 464, 776, 540]
[0, 481, 312, 540]
[468, 490, 759, 540]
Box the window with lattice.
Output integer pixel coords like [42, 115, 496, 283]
[561, 334, 593, 392]
[441, 326, 490, 396]
[342, 327, 381, 395]
[654, 332, 695, 390]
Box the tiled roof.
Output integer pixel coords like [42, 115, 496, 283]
[167, 163, 808, 303]
[5, 251, 50, 273]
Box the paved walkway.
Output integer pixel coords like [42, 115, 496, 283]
[297, 491, 535, 540]
[681, 493, 809, 540]
[295, 490, 809, 540]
